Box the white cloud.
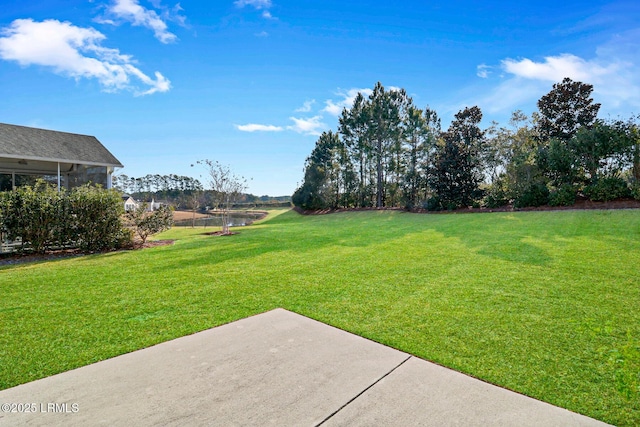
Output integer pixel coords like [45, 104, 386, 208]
[501, 53, 617, 83]
[471, 29, 640, 117]
[469, 78, 549, 115]
[0, 19, 170, 95]
[477, 64, 491, 78]
[172, 3, 187, 27]
[133, 70, 171, 95]
[95, 18, 117, 25]
[323, 88, 373, 116]
[234, 0, 272, 9]
[295, 99, 315, 112]
[102, 0, 183, 43]
[235, 123, 283, 132]
[287, 116, 326, 136]
[322, 101, 342, 116]
[235, 112, 325, 136]
[234, 0, 275, 19]
[499, 51, 639, 111]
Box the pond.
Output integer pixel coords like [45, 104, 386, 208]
[173, 211, 266, 228]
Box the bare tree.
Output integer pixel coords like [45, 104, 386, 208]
[197, 160, 248, 234]
[187, 190, 202, 228]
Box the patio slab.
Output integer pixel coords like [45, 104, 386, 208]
[323, 355, 607, 426]
[0, 308, 610, 426]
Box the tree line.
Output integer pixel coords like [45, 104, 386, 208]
[292, 79, 640, 210]
[113, 172, 291, 210]
[113, 173, 203, 197]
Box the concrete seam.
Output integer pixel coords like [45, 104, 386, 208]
[314, 355, 412, 426]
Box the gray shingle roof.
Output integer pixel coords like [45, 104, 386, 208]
[0, 123, 123, 167]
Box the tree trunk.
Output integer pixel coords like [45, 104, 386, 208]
[376, 138, 384, 208]
[634, 142, 640, 181]
[359, 151, 365, 207]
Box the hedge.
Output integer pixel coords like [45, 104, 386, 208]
[0, 182, 130, 254]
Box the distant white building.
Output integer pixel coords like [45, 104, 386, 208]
[122, 195, 139, 212]
[148, 198, 169, 211]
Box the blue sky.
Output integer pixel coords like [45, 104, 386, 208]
[1, 1, 639, 196]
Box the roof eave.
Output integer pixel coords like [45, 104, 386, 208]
[0, 153, 123, 168]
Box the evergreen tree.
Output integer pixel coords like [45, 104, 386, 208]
[402, 106, 440, 208]
[367, 82, 404, 207]
[536, 77, 601, 142]
[429, 106, 485, 209]
[292, 131, 344, 209]
[339, 93, 372, 207]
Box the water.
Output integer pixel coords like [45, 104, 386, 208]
[173, 212, 265, 228]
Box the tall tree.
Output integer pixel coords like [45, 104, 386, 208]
[570, 119, 635, 182]
[367, 82, 404, 207]
[536, 77, 601, 142]
[429, 106, 485, 209]
[402, 106, 440, 207]
[534, 78, 600, 189]
[339, 93, 371, 207]
[632, 116, 640, 182]
[292, 131, 344, 209]
[113, 173, 129, 193]
[297, 83, 445, 210]
[385, 88, 412, 207]
[499, 111, 547, 205]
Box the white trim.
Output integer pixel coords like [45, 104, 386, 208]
[106, 166, 113, 189]
[0, 153, 122, 168]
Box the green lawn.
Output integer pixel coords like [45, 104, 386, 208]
[1, 208, 639, 425]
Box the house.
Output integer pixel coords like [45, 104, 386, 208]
[122, 194, 139, 212]
[148, 198, 169, 211]
[0, 123, 123, 191]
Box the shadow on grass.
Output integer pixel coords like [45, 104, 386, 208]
[417, 213, 554, 266]
[153, 210, 423, 272]
[9, 209, 638, 274]
[119, 209, 640, 272]
[414, 209, 640, 267]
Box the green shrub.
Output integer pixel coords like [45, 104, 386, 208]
[0, 192, 7, 230]
[0, 182, 130, 253]
[631, 183, 640, 201]
[115, 226, 135, 250]
[513, 182, 549, 208]
[125, 204, 174, 244]
[483, 181, 509, 208]
[0, 192, 10, 246]
[423, 196, 441, 211]
[549, 184, 577, 207]
[1, 182, 62, 253]
[69, 186, 127, 251]
[584, 177, 631, 202]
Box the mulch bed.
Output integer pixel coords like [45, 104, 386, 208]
[141, 239, 175, 248]
[202, 231, 239, 236]
[295, 198, 640, 215]
[419, 198, 640, 214]
[0, 239, 175, 267]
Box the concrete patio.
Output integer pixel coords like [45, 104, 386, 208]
[0, 308, 610, 426]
